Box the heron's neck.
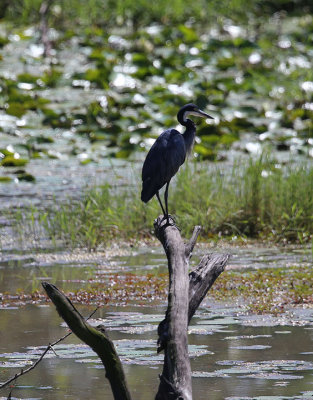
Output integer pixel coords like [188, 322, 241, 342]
[182, 119, 196, 154]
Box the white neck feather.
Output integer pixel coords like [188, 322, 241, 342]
[183, 110, 204, 122]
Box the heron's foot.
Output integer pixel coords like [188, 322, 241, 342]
[162, 214, 180, 229]
[154, 214, 181, 234]
[161, 214, 173, 225]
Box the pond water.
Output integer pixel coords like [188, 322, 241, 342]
[0, 303, 313, 399]
[0, 245, 313, 399]
[0, 156, 138, 211]
[0, 242, 311, 294]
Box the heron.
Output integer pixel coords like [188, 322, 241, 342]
[141, 103, 213, 224]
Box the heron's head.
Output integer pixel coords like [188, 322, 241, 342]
[177, 103, 213, 125]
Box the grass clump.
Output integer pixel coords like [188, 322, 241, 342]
[3, 0, 313, 30]
[2, 0, 252, 29]
[18, 157, 313, 250]
[28, 184, 161, 250]
[174, 157, 313, 242]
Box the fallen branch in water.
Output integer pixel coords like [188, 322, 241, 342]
[42, 282, 132, 400]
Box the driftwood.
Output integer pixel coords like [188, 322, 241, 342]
[40, 217, 229, 400]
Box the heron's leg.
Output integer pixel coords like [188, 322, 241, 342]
[164, 181, 170, 224]
[156, 191, 166, 217]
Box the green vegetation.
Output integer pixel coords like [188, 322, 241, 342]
[2, 0, 313, 28]
[0, 0, 259, 28]
[175, 157, 313, 241]
[15, 157, 313, 250]
[1, 0, 313, 179]
[74, 264, 313, 313]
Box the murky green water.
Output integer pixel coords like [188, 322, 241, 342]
[0, 303, 313, 399]
[0, 243, 311, 294]
[0, 247, 313, 399]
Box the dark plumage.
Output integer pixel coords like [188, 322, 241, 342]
[141, 103, 213, 223]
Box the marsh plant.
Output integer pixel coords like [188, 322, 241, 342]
[16, 157, 313, 251]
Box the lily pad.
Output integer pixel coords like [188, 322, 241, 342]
[1, 156, 28, 167]
[17, 172, 36, 182]
[0, 176, 12, 182]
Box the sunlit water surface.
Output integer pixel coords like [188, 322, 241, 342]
[0, 304, 313, 399]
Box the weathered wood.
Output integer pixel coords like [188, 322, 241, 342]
[154, 216, 192, 400]
[188, 253, 230, 322]
[154, 216, 229, 400]
[42, 282, 132, 400]
[157, 253, 229, 353]
[185, 225, 201, 258]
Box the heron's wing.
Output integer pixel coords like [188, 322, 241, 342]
[141, 129, 186, 202]
[163, 130, 186, 179]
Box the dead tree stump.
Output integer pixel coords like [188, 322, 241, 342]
[154, 216, 230, 400]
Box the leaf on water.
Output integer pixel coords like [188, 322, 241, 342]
[6, 103, 27, 118]
[1, 156, 28, 167]
[223, 334, 272, 340]
[0, 176, 12, 182]
[197, 317, 240, 325]
[0, 36, 9, 47]
[18, 73, 41, 85]
[17, 172, 36, 182]
[193, 144, 217, 160]
[27, 136, 54, 145]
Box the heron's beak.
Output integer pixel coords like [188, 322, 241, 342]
[189, 110, 214, 119]
[197, 109, 214, 119]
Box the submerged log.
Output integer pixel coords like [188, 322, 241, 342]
[154, 217, 230, 400]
